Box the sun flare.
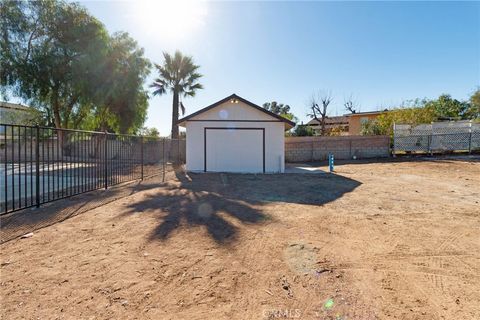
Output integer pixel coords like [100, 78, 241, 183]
[132, 0, 208, 40]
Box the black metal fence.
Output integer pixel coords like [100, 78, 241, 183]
[1, 124, 185, 214]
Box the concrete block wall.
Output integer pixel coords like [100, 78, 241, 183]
[285, 135, 390, 162]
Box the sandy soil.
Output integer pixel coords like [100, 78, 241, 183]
[1, 157, 479, 319]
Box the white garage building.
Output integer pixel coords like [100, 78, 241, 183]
[177, 94, 295, 173]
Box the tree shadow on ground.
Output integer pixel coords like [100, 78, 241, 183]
[121, 168, 361, 244]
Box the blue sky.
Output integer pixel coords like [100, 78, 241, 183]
[81, 1, 478, 135]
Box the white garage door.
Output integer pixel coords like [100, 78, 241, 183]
[205, 128, 264, 173]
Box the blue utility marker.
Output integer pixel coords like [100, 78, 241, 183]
[328, 154, 334, 172]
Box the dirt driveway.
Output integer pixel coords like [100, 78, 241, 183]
[1, 158, 479, 319]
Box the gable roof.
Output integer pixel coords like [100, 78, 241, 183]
[177, 94, 296, 129]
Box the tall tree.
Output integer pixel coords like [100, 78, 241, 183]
[87, 32, 151, 133]
[1, 0, 109, 129]
[471, 89, 480, 108]
[1, 0, 151, 134]
[468, 89, 480, 120]
[308, 92, 333, 136]
[424, 94, 472, 120]
[262, 101, 297, 121]
[150, 51, 203, 139]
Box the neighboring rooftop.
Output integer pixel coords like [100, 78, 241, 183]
[346, 109, 389, 117]
[0, 102, 31, 111]
[306, 116, 349, 126]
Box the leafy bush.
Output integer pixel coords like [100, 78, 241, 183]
[292, 125, 314, 136]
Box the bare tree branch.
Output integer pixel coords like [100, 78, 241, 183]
[307, 91, 333, 136]
[344, 94, 357, 113]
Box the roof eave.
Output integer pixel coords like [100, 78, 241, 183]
[346, 110, 389, 117]
[176, 93, 296, 128]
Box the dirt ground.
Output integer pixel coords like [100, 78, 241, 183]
[1, 157, 479, 319]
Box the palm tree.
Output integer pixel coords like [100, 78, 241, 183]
[150, 51, 203, 139]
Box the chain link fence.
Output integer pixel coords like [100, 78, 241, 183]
[393, 121, 480, 154]
[1, 124, 185, 214]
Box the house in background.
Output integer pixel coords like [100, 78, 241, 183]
[306, 116, 349, 135]
[0, 102, 37, 134]
[346, 110, 389, 135]
[305, 109, 390, 136]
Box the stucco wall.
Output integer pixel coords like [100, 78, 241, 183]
[348, 114, 381, 135]
[184, 100, 286, 173]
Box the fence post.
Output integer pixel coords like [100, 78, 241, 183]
[104, 131, 108, 189]
[140, 135, 144, 180]
[468, 130, 473, 154]
[392, 123, 396, 157]
[35, 126, 40, 208]
[427, 134, 431, 155]
[162, 138, 166, 182]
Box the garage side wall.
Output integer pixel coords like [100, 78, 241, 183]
[186, 121, 285, 173]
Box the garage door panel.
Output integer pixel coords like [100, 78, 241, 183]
[206, 129, 264, 173]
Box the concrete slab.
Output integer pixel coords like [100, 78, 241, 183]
[285, 163, 327, 174]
